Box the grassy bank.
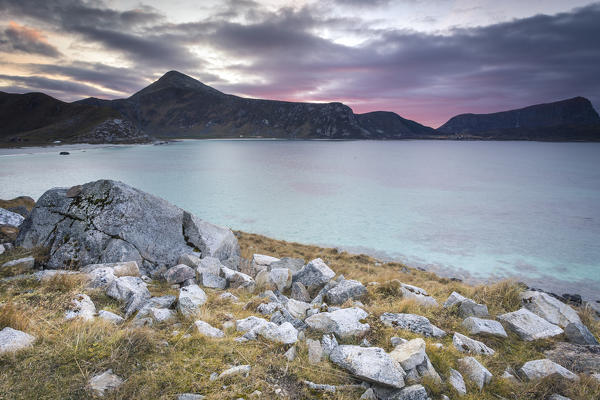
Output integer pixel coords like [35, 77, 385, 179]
[0, 231, 598, 399]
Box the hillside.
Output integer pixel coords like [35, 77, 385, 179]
[76, 71, 438, 140]
[437, 97, 600, 141]
[0, 92, 149, 146]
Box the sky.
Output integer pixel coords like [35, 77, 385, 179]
[0, 0, 599, 128]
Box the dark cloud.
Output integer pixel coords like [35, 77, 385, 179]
[0, 22, 61, 57]
[0, 73, 114, 99]
[0, 0, 598, 126]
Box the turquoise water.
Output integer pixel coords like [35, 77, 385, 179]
[1, 140, 599, 299]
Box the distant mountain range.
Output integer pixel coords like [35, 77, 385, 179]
[1, 70, 599, 146]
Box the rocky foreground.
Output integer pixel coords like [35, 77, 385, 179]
[0, 180, 599, 399]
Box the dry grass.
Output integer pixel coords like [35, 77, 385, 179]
[0, 231, 597, 399]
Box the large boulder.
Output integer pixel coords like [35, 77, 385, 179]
[519, 359, 579, 381]
[330, 345, 406, 388]
[15, 180, 240, 274]
[305, 307, 370, 338]
[520, 291, 581, 327]
[380, 313, 446, 337]
[498, 308, 563, 341]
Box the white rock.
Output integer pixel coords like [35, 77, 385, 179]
[219, 292, 239, 302]
[1, 256, 35, 269]
[452, 332, 495, 355]
[519, 359, 579, 381]
[0, 207, 24, 227]
[199, 272, 227, 289]
[322, 333, 338, 356]
[307, 338, 323, 364]
[498, 308, 563, 341]
[293, 258, 335, 292]
[449, 368, 467, 396]
[400, 283, 438, 307]
[284, 346, 297, 361]
[98, 310, 124, 324]
[177, 394, 205, 400]
[389, 338, 426, 371]
[165, 264, 196, 284]
[88, 369, 123, 397]
[329, 345, 406, 388]
[457, 356, 492, 390]
[303, 380, 336, 393]
[0, 327, 35, 354]
[305, 307, 370, 338]
[65, 293, 96, 321]
[149, 307, 176, 322]
[251, 254, 280, 273]
[178, 284, 207, 317]
[194, 320, 225, 337]
[380, 313, 446, 337]
[82, 261, 139, 277]
[285, 298, 312, 319]
[520, 291, 581, 327]
[443, 291, 488, 317]
[221, 266, 255, 292]
[178, 253, 201, 268]
[218, 365, 251, 379]
[106, 276, 150, 302]
[87, 267, 116, 289]
[548, 395, 572, 400]
[197, 256, 223, 276]
[325, 279, 367, 305]
[462, 317, 507, 338]
[251, 321, 298, 344]
[236, 316, 269, 332]
[360, 388, 377, 399]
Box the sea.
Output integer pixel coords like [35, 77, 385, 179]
[1, 139, 599, 300]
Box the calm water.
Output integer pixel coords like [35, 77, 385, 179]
[1, 140, 599, 300]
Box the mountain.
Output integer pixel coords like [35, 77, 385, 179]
[0, 91, 148, 146]
[438, 97, 600, 141]
[76, 71, 438, 140]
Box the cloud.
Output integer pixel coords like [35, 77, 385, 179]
[0, 22, 61, 57]
[0, 0, 598, 126]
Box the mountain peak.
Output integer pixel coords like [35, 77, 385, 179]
[130, 70, 224, 98]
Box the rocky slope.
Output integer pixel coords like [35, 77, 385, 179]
[1, 182, 599, 399]
[0, 91, 149, 146]
[437, 97, 600, 141]
[77, 71, 438, 140]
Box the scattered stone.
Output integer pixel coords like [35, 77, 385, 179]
[0, 327, 35, 354]
[98, 310, 124, 324]
[449, 368, 467, 396]
[461, 317, 507, 338]
[148, 307, 176, 322]
[548, 395, 572, 400]
[501, 368, 518, 383]
[222, 267, 256, 293]
[452, 332, 495, 355]
[87, 267, 116, 289]
[257, 302, 281, 315]
[271, 308, 307, 330]
[256, 267, 292, 292]
[196, 256, 222, 275]
[305, 307, 370, 338]
[194, 320, 225, 338]
[177, 394, 205, 400]
[178, 284, 207, 317]
[399, 283, 438, 307]
[380, 313, 446, 337]
[236, 316, 269, 332]
[284, 346, 297, 361]
[321, 334, 339, 358]
[544, 342, 600, 374]
[457, 357, 492, 390]
[88, 369, 123, 397]
[391, 337, 408, 347]
[303, 380, 336, 393]
[270, 257, 305, 273]
[218, 365, 251, 379]
[251, 254, 280, 274]
[293, 258, 335, 294]
[0, 207, 25, 227]
[251, 321, 298, 344]
[1, 256, 35, 270]
[520, 290, 581, 328]
[374, 384, 430, 400]
[219, 292, 239, 302]
[106, 276, 150, 302]
[65, 293, 96, 321]
[307, 338, 323, 364]
[322, 278, 366, 305]
[165, 264, 196, 284]
[390, 338, 426, 371]
[497, 308, 563, 341]
[178, 253, 201, 268]
[16, 180, 240, 272]
[32, 269, 76, 280]
[291, 282, 311, 302]
[330, 345, 406, 388]
[360, 388, 377, 399]
[564, 322, 599, 345]
[519, 359, 579, 381]
[199, 272, 227, 289]
[285, 298, 312, 319]
[443, 292, 489, 317]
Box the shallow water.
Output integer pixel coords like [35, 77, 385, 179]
[1, 140, 599, 299]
